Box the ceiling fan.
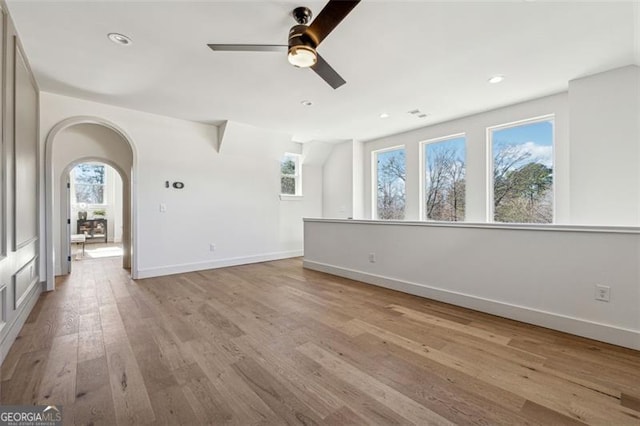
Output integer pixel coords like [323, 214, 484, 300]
[207, 0, 360, 89]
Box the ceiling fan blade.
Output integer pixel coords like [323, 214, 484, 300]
[207, 44, 287, 52]
[311, 53, 346, 89]
[306, 0, 360, 46]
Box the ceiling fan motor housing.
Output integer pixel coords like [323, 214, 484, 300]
[288, 24, 315, 50]
[288, 24, 317, 67]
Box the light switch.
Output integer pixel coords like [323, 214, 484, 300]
[160, 203, 167, 213]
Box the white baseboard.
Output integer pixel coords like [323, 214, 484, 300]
[303, 260, 640, 351]
[136, 250, 304, 279]
[0, 281, 43, 366]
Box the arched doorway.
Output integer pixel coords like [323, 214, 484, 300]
[45, 116, 137, 290]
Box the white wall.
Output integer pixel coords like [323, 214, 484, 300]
[280, 166, 323, 249]
[40, 92, 322, 279]
[304, 219, 640, 350]
[569, 65, 640, 225]
[352, 140, 365, 219]
[323, 141, 353, 218]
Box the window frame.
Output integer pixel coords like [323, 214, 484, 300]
[371, 145, 406, 220]
[72, 163, 107, 206]
[419, 132, 467, 222]
[487, 114, 556, 223]
[280, 153, 302, 197]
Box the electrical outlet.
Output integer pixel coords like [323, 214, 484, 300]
[368, 252, 376, 263]
[209, 244, 216, 252]
[595, 284, 610, 302]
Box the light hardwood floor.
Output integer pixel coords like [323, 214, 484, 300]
[1, 256, 639, 425]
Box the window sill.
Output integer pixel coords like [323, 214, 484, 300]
[280, 194, 304, 201]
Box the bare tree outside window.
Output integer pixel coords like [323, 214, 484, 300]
[74, 164, 105, 204]
[281, 154, 300, 195]
[424, 136, 466, 221]
[375, 148, 406, 219]
[492, 120, 554, 223]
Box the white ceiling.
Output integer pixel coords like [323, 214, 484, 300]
[6, 1, 639, 143]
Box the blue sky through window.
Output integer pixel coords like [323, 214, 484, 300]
[377, 148, 406, 190]
[377, 149, 403, 169]
[425, 136, 466, 164]
[492, 120, 553, 168]
[376, 148, 406, 219]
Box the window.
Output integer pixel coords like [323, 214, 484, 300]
[73, 163, 106, 204]
[374, 147, 406, 219]
[422, 135, 466, 221]
[281, 153, 301, 195]
[490, 117, 554, 223]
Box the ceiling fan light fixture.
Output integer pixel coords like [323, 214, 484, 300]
[288, 45, 317, 68]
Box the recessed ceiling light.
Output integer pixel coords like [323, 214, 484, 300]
[379, 113, 390, 119]
[108, 33, 133, 46]
[301, 100, 313, 106]
[417, 113, 428, 118]
[488, 75, 505, 84]
[408, 109, 421, 115]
